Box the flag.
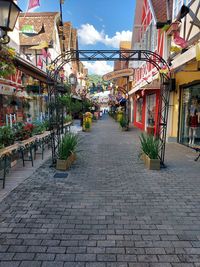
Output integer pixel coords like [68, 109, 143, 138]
[37, 56, 43, 68]
[173, 31, 188, 48]
[28, 0, 40, 12]
[41, 48, 51, 59]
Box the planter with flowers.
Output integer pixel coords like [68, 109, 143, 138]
[82, 112, 93, 132]
[0, 46, 16, 79]
[14, 122, 35, 141]
[56, 133, 78, 171]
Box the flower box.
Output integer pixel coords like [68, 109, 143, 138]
[145, 155, 160, 170]
[56, 153, 76, 171]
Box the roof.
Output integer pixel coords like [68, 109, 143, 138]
[19, 12, 60, 46]
[63, 22, 72, 50]
[150, 0, 173, 22]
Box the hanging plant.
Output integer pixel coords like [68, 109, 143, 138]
[0, 46, 16, 78]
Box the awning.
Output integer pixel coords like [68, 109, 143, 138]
[129, 75, 160, 95]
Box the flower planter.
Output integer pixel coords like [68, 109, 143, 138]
[121, 126, 129, 131]
[56, 153, 76, 171]
[146, 155, 160, 170]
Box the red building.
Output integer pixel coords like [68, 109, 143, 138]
[129, 0, 172, 135]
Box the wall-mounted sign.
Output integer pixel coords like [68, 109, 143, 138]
[102, 68, 134, 81]
[0, 85, 15, 95]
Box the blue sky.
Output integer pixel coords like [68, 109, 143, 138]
[18, 0, 136, 74]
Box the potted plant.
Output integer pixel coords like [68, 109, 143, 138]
[139, 133, 160, 170]
[119, 116, 129, 131]
[84, 120, 91, 132]
[0, 126, 15, 147]
[56, 133, 78, 171]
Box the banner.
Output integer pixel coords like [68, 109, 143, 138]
[28, 0, 40, 11]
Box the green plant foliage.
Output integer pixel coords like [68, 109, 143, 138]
[0, 126, 15, 147]
[139, 133, 159, 159]
[84, 121, 90, 129]
[0, 46, 16, 78]
[71, 101, 82, 114]
[58, 133, 79, 160]
[32, 122, 46, 135]
[119, 116, 128, 128]
[64, 114, 72, 123]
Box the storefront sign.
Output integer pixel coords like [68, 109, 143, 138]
[0, 85, 15, 95]
[102, 68, 134, 81]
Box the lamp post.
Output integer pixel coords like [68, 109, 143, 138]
[0, 0, 21, 45]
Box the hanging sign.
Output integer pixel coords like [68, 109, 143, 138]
[21, 25, 37, 34]
[0, 85, 15, 95]
[102, 68, 134, 81]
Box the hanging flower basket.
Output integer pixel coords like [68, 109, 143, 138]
[0, 46, 16, 78]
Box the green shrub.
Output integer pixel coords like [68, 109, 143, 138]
[32, 122, 46, 135]
[139, 133, 159, 159]
[119, 116, 128, 128]
[58, 133, 78, 160]
[0, 126, 15, 147]
[64, 114, 72, 123]
[85, 121, 90, 129]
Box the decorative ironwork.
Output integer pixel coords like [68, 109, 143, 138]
[47, 49, 171, 166]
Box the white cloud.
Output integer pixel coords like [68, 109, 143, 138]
[78, 24, 103, 45]
[78, 23, 132, 48]
[84, 61, 113, 75]
[104, 31, 132, 48]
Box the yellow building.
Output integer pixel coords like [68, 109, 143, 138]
[167, 0, 200, 147]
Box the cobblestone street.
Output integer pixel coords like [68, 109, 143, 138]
[0, 115, 200, 267]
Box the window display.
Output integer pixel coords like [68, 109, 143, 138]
[180, 84, 200, 146]
[136, 97, 143, 123]
[146, 94, 156, 127]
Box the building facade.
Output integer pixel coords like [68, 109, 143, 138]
[129, 0, 172, 135]
[167, 0, 200, 147]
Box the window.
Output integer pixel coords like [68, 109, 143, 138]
[180, 84, 200, 146]
[173, 0, 192, 19]
[136, 98, 143, 123]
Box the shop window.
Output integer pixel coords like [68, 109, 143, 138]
[136, 97, 143, 123]
[146, 94, 156, 133]
[180, 84, 200, 146]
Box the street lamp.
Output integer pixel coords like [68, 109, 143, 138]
[0, 0, 21, 45]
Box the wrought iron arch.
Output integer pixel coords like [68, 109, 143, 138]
[47, 49, 172, 166]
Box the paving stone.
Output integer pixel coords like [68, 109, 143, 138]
[0, 116, 200, 266]
[19, 261, 41, 267]
[42, 262, 64, 267]
[0, 262, 20, 267]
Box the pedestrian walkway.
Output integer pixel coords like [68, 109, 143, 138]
[0, 115, 200, 267]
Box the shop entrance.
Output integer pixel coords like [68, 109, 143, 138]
[47, 49, 172, 166]
[180, 83, 200, 147]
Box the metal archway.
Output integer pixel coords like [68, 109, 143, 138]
[47, 49, 172, 166]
